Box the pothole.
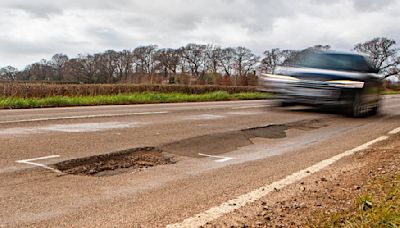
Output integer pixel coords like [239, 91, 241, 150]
[163, 119, 328, 158]
[242, 124, 288, 139]
[52, 147, 175, 177]
[287, 119, 329, 131]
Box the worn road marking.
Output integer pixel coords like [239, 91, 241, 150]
[232, 105, 269, 110]
[41, 122, 140, 133]
[226, 111, 265, 116]
[16, 155, 61, 173]
[198, 153, 234, 163]
[0, 111, 168, 124]
[168, 134, 392, 228]
[184, 114, 225, 120]
[389, 127, 400, 135]
[0, 122, 142, 136]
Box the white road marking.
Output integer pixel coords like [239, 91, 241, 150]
[232, 105, 269, 110]
[0, 122, 142, 136]
[198, 153, 234, 163]
[168, 134, 391, 228]
[0, 111, 168, 124]
[389, 127, 400, 135]
[40, 122, 140, 133]
[226, 111, 265, 116]
[16, 155, 61, 173]
[184, 114, 225, 120]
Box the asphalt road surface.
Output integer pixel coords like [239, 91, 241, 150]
[1, 96, 400, 227]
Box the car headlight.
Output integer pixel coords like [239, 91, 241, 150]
[261, 73, 300, 83]
[326, 80, 365, 89]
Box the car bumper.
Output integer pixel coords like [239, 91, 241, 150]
[261, 81, 357, 107]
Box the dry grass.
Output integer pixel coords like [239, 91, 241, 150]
[317, 173, 400, 227]
[0, 82, 258, 98]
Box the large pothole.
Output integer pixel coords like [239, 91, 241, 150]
[52, 119, 328, 176]
[52, 147, 175, 177]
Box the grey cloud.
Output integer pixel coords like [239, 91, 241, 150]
[352, 0, 395, 11]
[0, 0, 130, 17]
[84, 26, 138, 49]
[0, 38, 54, 56]
[0, 0, 399, 69]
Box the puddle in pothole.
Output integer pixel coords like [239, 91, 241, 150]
[52, 147, 175, 177]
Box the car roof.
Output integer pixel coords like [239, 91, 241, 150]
[313, 50, 368, 58]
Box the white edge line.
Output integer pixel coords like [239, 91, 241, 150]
[0, 111, 168, 124]
[168, 135, 389, 228]
[389, 127, 400, 135]
[16, 155, 61, 173]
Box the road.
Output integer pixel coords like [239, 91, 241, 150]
[1, 96, 400, 227]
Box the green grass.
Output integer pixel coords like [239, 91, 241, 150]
[383, 90, 400, 95]
[0, 91, 271, 109]
[317, 174, 400, 227]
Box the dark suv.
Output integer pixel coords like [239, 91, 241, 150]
[260, 51, 383, 117]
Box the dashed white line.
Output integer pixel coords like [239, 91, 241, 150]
[198, 153, 234, 163]
[0, 111, 168, 124]
[167, 132, 394, 228]
[16, 155, 61, 173]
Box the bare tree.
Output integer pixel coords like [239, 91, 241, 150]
[115, 50, 134, 82]
[205, 45, 222, 74]
[354, 37, 399, 78]
[25, 60, 55, 81]
[133, 45, 158, 74]
[232, 47, 259, 85]
[219, 47, 235, 77]
[0, 66, 18, 81]
[75, 54, 98, 83]
[260, 48, 290, 73]
[155, 48, 181, 77]
[180, 43, 208, 82]
[51, 53, 69, 81]
[95, 50, 119, 83]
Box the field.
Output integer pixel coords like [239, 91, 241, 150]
[0, 82, 257, 98]
[0, 82, 268, 109]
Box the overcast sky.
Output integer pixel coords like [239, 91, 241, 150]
[0, 0, 399, 69]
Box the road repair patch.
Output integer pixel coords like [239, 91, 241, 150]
[52, 147, 175, 177]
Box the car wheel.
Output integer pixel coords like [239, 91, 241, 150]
[369, 101, 380, 116]
[349, 93, 369, 117]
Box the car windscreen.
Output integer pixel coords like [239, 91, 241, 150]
[294, 53, 373, 73]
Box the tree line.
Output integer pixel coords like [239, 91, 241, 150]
[0, 37, 399, 86]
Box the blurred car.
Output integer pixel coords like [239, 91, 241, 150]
[259, 50, 383, 117]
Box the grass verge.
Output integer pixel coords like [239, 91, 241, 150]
[0, 91, 271, 109]
[317, 173, 400, 227]
[383, 90, 400, 95]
